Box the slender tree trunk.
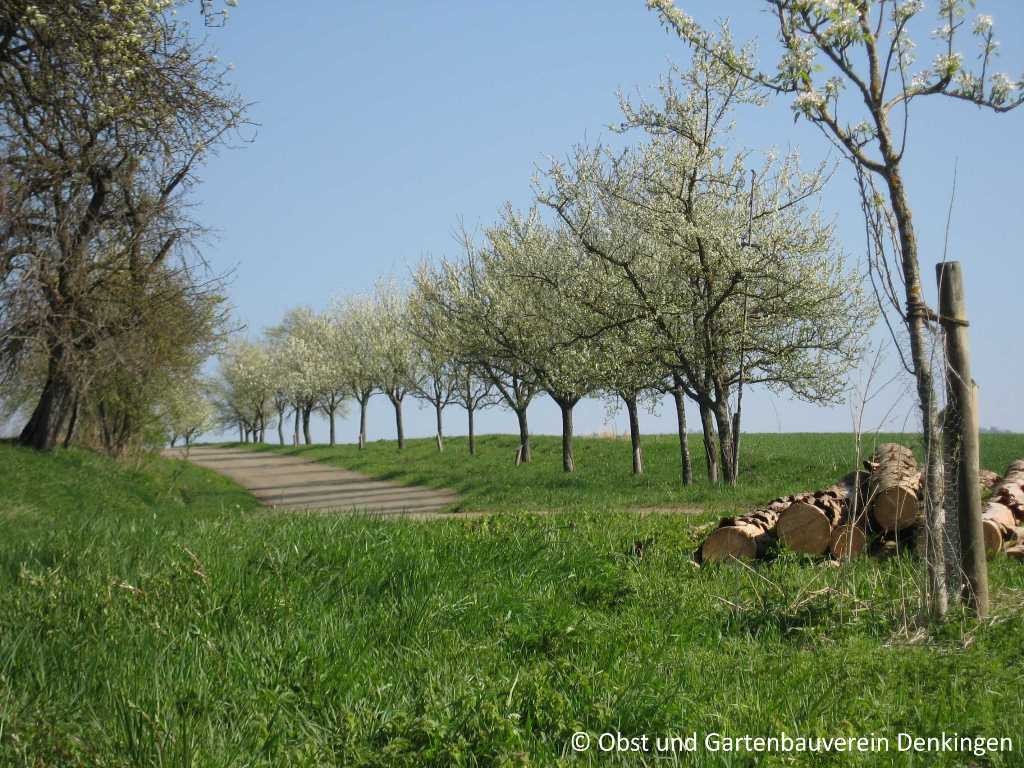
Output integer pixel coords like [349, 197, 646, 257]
[358, 396, 368, 449]
[672, 382, 693, 486]
[515, 407, 531, 464]
[302, 406, 312, 445]
[390, 395, 405, 449]
[699, 401, 719, 483]
[557, 399, 575, 473]
[624, 395, 643, 475]
[170, 436, 178, 448]
[328, 408, 336, 447]
[18, 346, 73, 451]
[277, 408, 285, 445]
[237, 422, 243, 443]
[434, 402, 444, 451]
[467, 405, 476, 455]
[712, 400, 738, 486]
[885, 163, 947, 620]
[292, 407, 300, 446]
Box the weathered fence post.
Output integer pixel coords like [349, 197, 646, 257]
[936, 261, 988, 618]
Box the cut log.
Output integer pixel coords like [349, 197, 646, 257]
[866, 444, 920, 532]
[982, 503, 1017, 556]
[829, 523, 868, 560]
[699, 497, 793, 564]
[776, 471, 869, 555]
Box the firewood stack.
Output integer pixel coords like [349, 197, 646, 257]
[698, 495, 796, 564]
[697, 445, 1024, 565]
[982, 460, 1024, 559]
[776, 471, 869, 557]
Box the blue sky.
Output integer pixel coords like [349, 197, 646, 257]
[194, 1, 1023, 444]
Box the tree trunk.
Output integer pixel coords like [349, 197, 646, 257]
[329, 409, 336, 447]
[699, 401, 719, 483]
[557, 399, 575, 473]
[62, 396, 79, 449]
[358, 396, 368, 449]
[302, 406, 312, 445]
[671, 382, 692, 486]
[515, 407, 531, 464]
[237, 423, 243, 443]
[391, 396, 405, 449]
[884, 163, 947, 619]
[277, 408, 285, 445]
[467, 405, 476, 455]
[18, 346, 74, 451]
[292, 408, 300, 446]
[435, 402, 444, 452]
[712, 400, 738, 486]
[624, 395, 643, 475]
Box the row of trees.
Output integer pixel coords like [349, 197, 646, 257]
[212, 52, 870, 485]
[0, 1, 245, 454]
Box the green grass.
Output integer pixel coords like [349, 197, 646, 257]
[2, 435, 1024, 766]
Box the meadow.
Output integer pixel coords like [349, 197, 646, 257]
[2, 433, 1024, 766]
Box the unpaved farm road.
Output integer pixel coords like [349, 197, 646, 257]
[165, 446, 461, 518]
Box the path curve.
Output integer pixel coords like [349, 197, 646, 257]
[166, 446, 461, 517]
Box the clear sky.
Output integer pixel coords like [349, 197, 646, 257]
[193, 1, 1023, 445]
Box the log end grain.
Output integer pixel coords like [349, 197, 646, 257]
[701, 526, 759, 563]
[871, 486, 919, 532]
[829, 524, 867, 560]
[982, 519, 1004, 557]
[777, 502, 832, 555]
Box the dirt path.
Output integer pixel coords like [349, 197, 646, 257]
[166, 446, 461, 517]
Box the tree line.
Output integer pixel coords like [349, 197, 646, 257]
[209, 52, 870, 485]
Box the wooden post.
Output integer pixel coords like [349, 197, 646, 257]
[937, 261, 988, 618]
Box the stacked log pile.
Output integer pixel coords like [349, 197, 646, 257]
[698, 495, 795, 564]
[776, 471, 868, 557]
[697, 445, 1024, 565]
[981, 460, 1024, 559]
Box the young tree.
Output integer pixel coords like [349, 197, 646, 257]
[541, 54, 868, 484]
[269, 308, 329, 446]
[370, 281, 419, 450]
[331, 294, 379, 449]
[160, 383, 215, 448]
[215, 340, 273, 443]
[408, 263, 499, 453]
[451, 364, 500, 456]
[478, 208, 603, 473]
[412, 253, 540, 463]
[646, 0, 1022, 615]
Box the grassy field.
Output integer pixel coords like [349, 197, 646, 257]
[2, 435, 1024, 766]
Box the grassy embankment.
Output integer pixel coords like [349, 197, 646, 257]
[2, 434, 1024, 766]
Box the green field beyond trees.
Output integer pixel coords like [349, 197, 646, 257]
[2, 434, 1024, 766]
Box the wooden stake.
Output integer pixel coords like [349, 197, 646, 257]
[937, 261, 988, 618]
